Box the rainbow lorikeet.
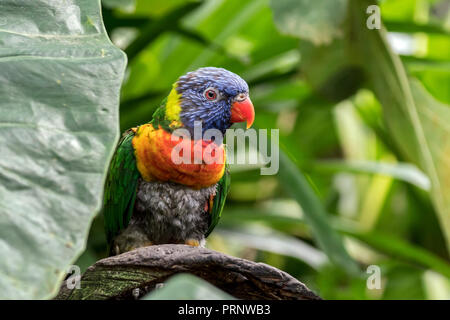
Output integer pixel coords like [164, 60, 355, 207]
[103, 67, 255, 255]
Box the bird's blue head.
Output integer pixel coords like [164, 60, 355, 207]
[166, 67, 254, 135]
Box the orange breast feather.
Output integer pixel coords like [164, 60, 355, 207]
[132, 124, 225, 189]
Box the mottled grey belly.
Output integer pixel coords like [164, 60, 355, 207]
[126, 179, 217, 246]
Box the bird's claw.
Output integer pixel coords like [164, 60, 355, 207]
[185, 239, 200, 246]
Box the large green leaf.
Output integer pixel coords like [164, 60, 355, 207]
[349, 0, 450, 252]
[0, 0, 126, 299]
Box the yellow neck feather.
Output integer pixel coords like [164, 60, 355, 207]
[164, 84, 182, 122]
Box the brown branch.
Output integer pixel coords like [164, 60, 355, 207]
[56, 244, 321, 300]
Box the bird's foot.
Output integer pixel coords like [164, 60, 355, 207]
[142, 241, 153, 247]
[185, 239, 200, 246]
[112, 241, 153, 256]
[128, 241, 153, 252]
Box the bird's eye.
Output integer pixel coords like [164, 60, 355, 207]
[204, 87, 218, 101]
[235, 93, 247, 102]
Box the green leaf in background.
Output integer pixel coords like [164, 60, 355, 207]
[102, 0, 135, 11]
[272, 0, 450, 254]
[217, 227, 328, 270]
[312, 160, 431, 191]
[220, 208, 450, 278]
[135, 0, 200, 18]
[279, 151, 360, 275]
[349, 0, 450, 253]
[339, 226, 450, 279]
[143, 273, 235, 300]
[124, 1, 203, 62]
[0, 0, 126, 299]
[298, 39, 365, 102]
[270, 0, 348, 45]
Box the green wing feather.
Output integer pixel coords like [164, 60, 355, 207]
[205, 164, 231, 238]
[103, 98, 169, 243]
[103, 129, 140, 243]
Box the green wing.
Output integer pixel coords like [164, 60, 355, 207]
[205, 164, 231, 238]
[103, 97, 172, 243]
[103, 129, 141, 243]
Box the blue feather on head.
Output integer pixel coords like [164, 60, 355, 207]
[175, 67, 250, 135]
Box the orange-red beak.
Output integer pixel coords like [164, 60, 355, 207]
[230, 97, 255, 129]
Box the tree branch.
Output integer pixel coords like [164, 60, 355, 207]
[56, 244, 321, 300]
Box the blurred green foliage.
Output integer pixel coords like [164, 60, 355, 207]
[79, 0, 450, 299]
